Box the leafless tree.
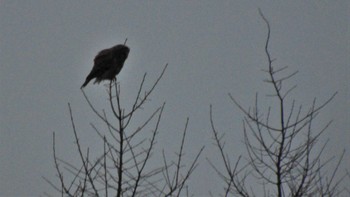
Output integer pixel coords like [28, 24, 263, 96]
[44, 64, 204, 197]
[209, 9, 348, 197]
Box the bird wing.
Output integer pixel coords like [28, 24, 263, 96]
[94, 48, 113, 67]
[82, 48, 113, 83]
[87, 48, 114, 75]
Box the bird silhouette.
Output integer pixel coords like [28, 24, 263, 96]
[81, 44, 130, 88]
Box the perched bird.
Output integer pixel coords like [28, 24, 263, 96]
[81, 44, 130, 88]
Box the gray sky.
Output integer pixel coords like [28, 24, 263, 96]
[1, 1, 349, 196]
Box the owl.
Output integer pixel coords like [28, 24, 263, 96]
[81, 44, 130, 88]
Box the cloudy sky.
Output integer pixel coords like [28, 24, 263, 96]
[1, 1, 349, 196]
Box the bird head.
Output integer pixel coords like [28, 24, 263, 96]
[112, 45, 130, 60]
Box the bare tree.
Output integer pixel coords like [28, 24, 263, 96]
[209, 10, 348, 197]
[44, 64, 204, 197]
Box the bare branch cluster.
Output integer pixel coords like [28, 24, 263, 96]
[45, 64, 204, 197]
[209, 9, 347, 197]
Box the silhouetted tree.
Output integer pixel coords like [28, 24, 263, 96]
[209, 10, 348, 197]
[45, 64, 204, 197]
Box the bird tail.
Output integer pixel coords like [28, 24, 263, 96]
[81, 78, 91, 89]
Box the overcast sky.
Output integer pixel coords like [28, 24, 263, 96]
[1, 1, 349, 196]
